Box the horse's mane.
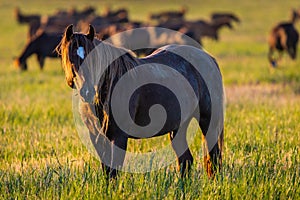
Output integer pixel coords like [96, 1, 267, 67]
[57, 31, 137, 135]
[92, 40, 138, 134]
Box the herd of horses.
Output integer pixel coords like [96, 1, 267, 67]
[13, 6, 240, 70]
[12, 6, 300, 179]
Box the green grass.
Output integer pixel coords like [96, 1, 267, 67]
[1, 0, 300, 199]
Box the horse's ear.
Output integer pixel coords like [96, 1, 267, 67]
[87, 24, 95, 41]
[65, 24, 74, 42]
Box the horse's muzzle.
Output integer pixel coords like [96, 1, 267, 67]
[79, 83, 96, 103]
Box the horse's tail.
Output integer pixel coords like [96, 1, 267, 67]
[202, 125, 224, 178]
[218, 127, 224, 166]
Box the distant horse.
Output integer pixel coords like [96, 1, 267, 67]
[13, 7, 41, 24]
[268, 10, 300, 66]
[78, 11, 129, 34]
[14, 31, 61, 70]
[13, 7, 42, 40]
[24, 7, 95, 39]
[149, 6, 187, 23]
[102, 6, 128, 19]
[104, 26, 199, 56]
[182, 19, 232, 41]
[210, 12, 241, 24]
[156, 18, 233, 44]
[57, 24, 224, 178]
[95, 22, 142, 40]
[41, 6, 95, 28]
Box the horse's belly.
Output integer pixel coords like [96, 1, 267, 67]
[128, 83, 186, 139]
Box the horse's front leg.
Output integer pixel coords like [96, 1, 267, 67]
[89, 132, 112, 178]
[108, 133, 128, 178]
[268, 47, 277, 67]
[36, 55, 45, 70]
[169, 122, 193, 177]
[90, 131, 128, 179]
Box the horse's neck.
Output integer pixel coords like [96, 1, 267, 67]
[291, 16, 298, 24]
[96, 40, 137, 70]
[19, 38, 39, 62]
[86, 40, 137, 91]
[18, 12, 29, 23]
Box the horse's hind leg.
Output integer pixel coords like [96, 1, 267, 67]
[169, 122, 193, 177]
[202, 130, 223, 178]
[199, 116, 223, 178]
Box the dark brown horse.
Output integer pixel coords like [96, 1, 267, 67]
[102, 7, 128, 19]
[182, 19, 232, 42]
[210, 12, 241, 24]
[21, 7, 95, 40]
[14, 7, 41, 24]
[14, 7, 42, 40]
[78, 11, 129, 34]
[149, 6, 187, 23]
[156, 17, 233, 45]
[14, 31, 61, 70]
[268, 10, 300, 66]
[104, 26, 200, 56]
[95, 22, 142, 40]
[57, 25, 224, 178]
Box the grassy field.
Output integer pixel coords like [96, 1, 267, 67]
[0, 0, 300, 199]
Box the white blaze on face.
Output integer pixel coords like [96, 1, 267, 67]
[77, 46, 85, 59]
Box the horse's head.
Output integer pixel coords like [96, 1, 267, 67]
[13, 58, 27, 70]
[291, 9, 300, 24]
[57, 24, 97, 103]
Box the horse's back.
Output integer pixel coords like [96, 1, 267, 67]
[145, 44, 219, 77]
[35, 32, 62, 57]
[130, 44, 221, 134]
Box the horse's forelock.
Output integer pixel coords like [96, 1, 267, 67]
[58, 33, 95, 88]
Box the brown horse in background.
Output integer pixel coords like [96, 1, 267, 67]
[182, 19, 233, 42]
[156, 16, 236, 44]
[104, 26, 200, 56]
[14, 7, 95, 40]
[210, 12, 241, 24]
[14, 7, 41, 24]
[268, 10, 300, 67]
[149, 6, 187, 24]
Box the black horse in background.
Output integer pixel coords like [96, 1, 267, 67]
[14, 31, 62, 70]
